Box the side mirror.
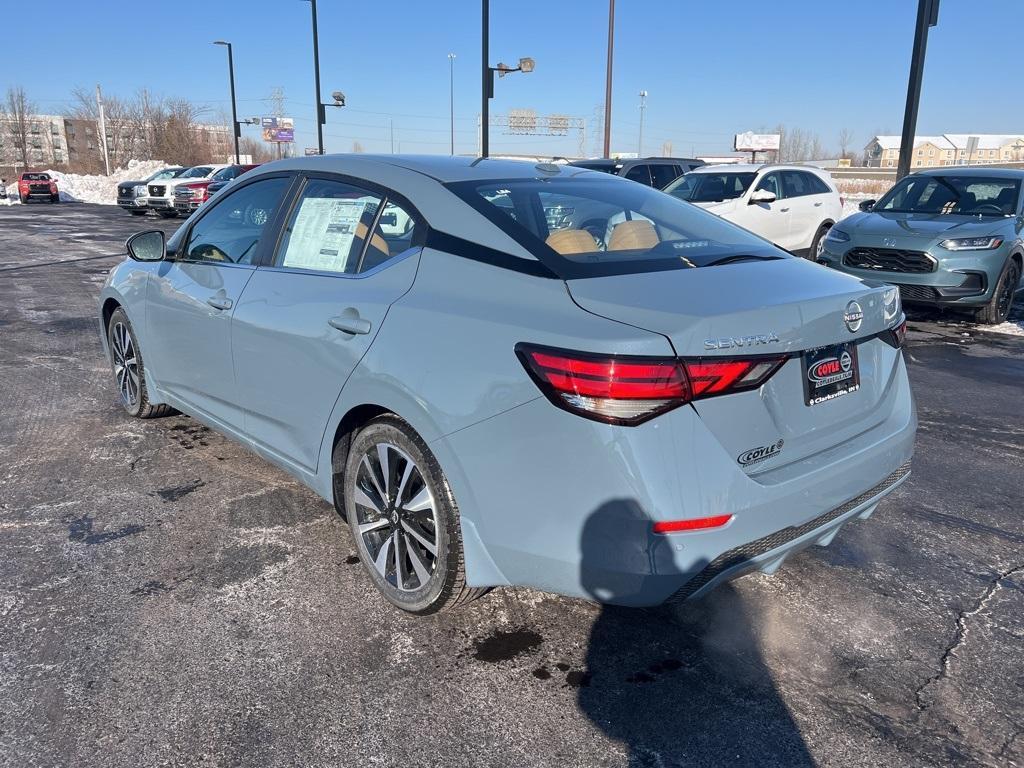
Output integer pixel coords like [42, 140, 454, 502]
[126, 230, 166, 262]
[859, 199, 876, 212]
[749, 189, 777, 204]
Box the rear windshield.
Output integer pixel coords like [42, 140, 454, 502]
[447, 176, 784, 279]
[666, 172, 756, 203]
[876, 175, 1021, 216]
[23, 173, 50, 181]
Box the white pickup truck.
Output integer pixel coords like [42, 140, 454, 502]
[147, 164, 227, 218]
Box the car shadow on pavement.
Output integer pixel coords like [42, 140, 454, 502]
[577, 500, 814, 768]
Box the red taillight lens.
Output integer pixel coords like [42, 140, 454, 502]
[516, 344, 788, 425]
[653, 514, 734, 534]
[882, 319, 907, 349]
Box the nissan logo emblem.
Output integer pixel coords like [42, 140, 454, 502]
[844, 300, 864, 333]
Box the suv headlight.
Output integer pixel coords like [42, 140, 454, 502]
[825, 228, 850, 243]
[134, 185, 146, 196]
[882, 286, 901, 324]
[939, 236, 1003, 251]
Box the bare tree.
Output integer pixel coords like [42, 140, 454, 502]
[775, 124, 830, 163]
[239, 136, 274, 163]
[661, 140, 673, 156]
[352, 141, 364, 154]
[838, 128, 855, 160]
[5, 87, 34, 170]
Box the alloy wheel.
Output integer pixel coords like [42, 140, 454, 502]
[353, 442, 439, 593]
[111, 322, 140, 408]
[997, 264, 1020, 321]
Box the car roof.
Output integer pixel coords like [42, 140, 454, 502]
[690, 163, 825, 174]
[251, 154, 608, 183]
[914, 166, 1024, 179]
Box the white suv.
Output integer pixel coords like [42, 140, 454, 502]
[146, 164, 228, 218]
[664, 164, 844, 258]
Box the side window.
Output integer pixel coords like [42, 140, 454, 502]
[781, 171, 811, 198]
[755, 173, 782, 199]
[649, 164, 681, 189]
[624, 164, 653, 186]
[183, 177, 288, 264]
[802, 172, 832, 195]
[273, 178, 416, 275]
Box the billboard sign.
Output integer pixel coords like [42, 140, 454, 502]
[304, 147, 322, 156]
[262, 117, 295, 143]
[734, 131, 781, 152]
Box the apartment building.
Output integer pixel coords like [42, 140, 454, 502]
[0, 114, 69, 170]
[865, 134, 1024, 168]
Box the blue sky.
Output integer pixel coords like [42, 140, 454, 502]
[9, 0, 1023, 158]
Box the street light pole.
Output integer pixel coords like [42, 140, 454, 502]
[213, 41, 240, 163]
[309, 0, 325, 154]
[638, 90, 647, 157]
[897, 0, 940, 180]
[603, 0, 615, 158]
[481, 0, 489, 158]
[448, 53, 456, 155]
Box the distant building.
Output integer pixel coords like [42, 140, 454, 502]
[865, 134, 1024, 168]
[0, 114, 69, 170]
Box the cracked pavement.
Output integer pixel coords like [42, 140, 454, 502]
[1, 203, 1022, 767]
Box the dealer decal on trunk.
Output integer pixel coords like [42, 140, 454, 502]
[737, 439, 784, 467]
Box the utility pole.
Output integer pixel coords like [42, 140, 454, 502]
[602, 0, 615, 157]
[213, 41, 241, 163]
[309, 0, 325, 154]
[96, 84, 110, 176]
[897, 0, 940, 180]
[448, 53, 456, 155]
[390, 119, 395, 154]
[481, 0, 489, 157]
[637, 90, 647, 157]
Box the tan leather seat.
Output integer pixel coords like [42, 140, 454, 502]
[356, 221, 390, 258]
[608, 220, 659, 251]
[545, 229, 597, 255]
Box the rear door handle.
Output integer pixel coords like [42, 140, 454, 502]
[814, 202, 823, 207]
[207, 296, 233, 310]
[328, 314, 372, 335]
[780, 207, 790, 212]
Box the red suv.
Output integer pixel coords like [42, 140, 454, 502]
[173, 164, 259, 215]
[18, 172, 59, 203]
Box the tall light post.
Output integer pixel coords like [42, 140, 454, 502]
[603, 0, 615, 157]
[897, 0, 940, 180]
[213, 41, 240, 163]
[480, 0, 534, 158]
[637, 90, 647, 157]
[302, 0, 346, 154]
[448, 53, 456, 155]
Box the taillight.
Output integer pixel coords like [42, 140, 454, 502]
[881, 319, 907, 349]
[516, 343, 787, 425]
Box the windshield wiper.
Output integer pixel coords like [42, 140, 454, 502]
[703, 254, 783, 267]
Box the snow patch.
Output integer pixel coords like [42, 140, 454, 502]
[4, 159, 169, 205]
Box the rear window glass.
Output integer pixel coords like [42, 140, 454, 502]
[449, 176, 784, 279]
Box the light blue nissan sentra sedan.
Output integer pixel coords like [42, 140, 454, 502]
[98, 155, 916, 614]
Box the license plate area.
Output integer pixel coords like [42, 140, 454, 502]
[802, 342, 860, 405]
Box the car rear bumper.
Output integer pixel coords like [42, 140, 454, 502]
[433, 354, 916, 606]
[819, 242, 1008, 307]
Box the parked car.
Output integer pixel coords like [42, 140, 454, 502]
[664, 164, 844, 257]
[819, 168, 1024, 325]
[569, 156, 704, 188]
[147, 164, 226, 218]
[99, 155, 914, 614]
[117, 167, 185, 216]
[179, 163, 261, 212]
[18, 172, 59, 203]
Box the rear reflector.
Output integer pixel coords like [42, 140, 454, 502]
[516, 343, 788, 425]
[653, 514, 734, 534]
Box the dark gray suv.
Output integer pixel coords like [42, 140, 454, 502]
[569, 157, 704, 189]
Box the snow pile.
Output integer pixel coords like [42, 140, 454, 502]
[2, 159, 169, 204]
[840, 192, 876, 219]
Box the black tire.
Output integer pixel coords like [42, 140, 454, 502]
[19, 195, 28, 204]
[106, 308, 174, 419]
[808, 223, 831, 261]
[157, 209, 177, 219]
[341, 415, 485, 614]
[130, 209, 148, 216]
[50, 194, 59, 203]
[974, 258, 1021, 325]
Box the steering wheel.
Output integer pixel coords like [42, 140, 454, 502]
[970, 203, 1003, 214]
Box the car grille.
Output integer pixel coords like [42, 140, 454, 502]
[666, 462, 912, 602]
[174, 188, 194, 199]
[29, 184, 51, 194]
[896, 284, 940, 302]
[843, 247, 935, 273]
[149, 185, 165, 197]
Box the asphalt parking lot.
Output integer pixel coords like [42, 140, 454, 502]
[1, 202, 1022, 768]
